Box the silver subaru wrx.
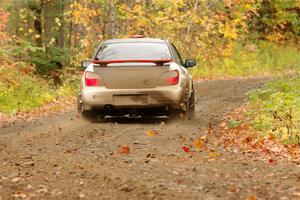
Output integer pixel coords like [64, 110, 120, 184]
[77, 38, 196, 121]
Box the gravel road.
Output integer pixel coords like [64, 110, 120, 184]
[1, 78, 300, 200]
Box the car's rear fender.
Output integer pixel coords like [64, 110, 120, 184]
[81, 85, 185, 110]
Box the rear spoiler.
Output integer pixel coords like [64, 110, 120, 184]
[90, 59, 173, 67]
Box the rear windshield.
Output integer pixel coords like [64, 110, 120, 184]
[95, 43, 172, 60]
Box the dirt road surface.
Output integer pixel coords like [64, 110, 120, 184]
[1, 79, 300, 200]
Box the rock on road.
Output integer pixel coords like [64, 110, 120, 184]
[1, 78, 300, 200]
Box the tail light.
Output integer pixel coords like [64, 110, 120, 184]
[85, 71, 101, 86]
[166, 70, 179, 85]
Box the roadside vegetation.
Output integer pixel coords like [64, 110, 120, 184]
[192, 41, 300, 79]
[248, 75, 300, 145]
[0, 0, 299, 144]
[0, 64, 79, 113]
[0, 7, 78, 114]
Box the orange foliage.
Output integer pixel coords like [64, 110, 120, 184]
[0, 9, 9, 43]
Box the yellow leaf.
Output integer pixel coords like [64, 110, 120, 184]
[208, 151, 219, 158]
[146, 129, 158, 137]
[194, 138, 203, 149]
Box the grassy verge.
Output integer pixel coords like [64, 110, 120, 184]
[248, 75, 300, 145]
[215, 75, 300, 160]
[0, 63, 79, 114]
[191, 41, 300, 79]
[192, 40, 300, 148]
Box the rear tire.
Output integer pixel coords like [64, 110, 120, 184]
[186, 90, 195, 120]
[168, 109, 183, 121]
[168, 89, 195, 121]
[81, 110, 99, 123]
[77, 95, 104, 123]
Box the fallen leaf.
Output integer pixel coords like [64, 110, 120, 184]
[248, 194, 255, 200]
[146, 129, 158, 137]
[208, 151, 219, 158]
[120, 145, 130, 154]
[194, 138, 203, 149]
[182, 146, 190, 153]
[65, 148, 73, 154]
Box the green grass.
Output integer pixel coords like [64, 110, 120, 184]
[0, 64, 79, 114]
[0, 80, 79, 114]
[0, 80, 54, 113]
[191, 41, 300, 79]
[247, 76, 300, 145]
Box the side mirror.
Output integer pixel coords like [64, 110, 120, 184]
[81, 60, 91, 69]
[184, 59, 196, 68]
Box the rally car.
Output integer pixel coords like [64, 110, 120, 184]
[77, 37, 196, 121]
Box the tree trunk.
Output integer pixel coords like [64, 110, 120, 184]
[187, 0, 199, 36]
[57, 12, 65, 48]
[33, 1, 43, 47]
[108, 0, 116, 38]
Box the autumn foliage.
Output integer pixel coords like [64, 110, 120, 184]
[0, 9, 9, 38]
[1, 0, 299, 68]
[0, 9, 10, 57]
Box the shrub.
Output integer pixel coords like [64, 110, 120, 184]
[32, 47, 69, 75]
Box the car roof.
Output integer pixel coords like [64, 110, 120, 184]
[103, 38, 167, 44]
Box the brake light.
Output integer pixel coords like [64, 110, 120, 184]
[166, 70, 179, 85]
[85, 78, 99, 86]
[85, 72, 101, 86]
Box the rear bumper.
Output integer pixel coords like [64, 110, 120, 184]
[81, 85, 185, 110]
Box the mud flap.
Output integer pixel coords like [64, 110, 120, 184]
[185, 89, 195, 121]
[77, 94, 84, 113]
